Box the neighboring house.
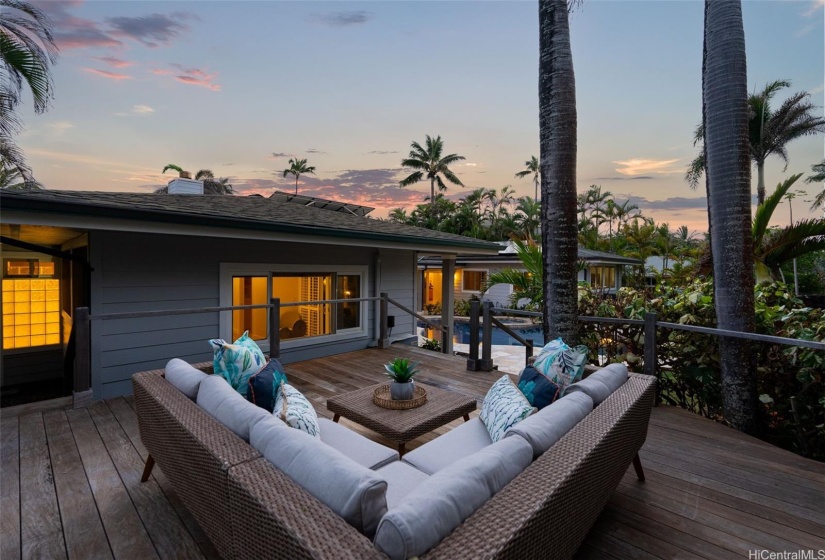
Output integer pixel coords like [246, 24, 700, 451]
[0, 185, 499, 403]
[418, 241, 642, 309]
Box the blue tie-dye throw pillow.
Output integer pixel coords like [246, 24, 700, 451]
[517, 365, 561, 410]
[209, 331, 266, 397]
[275, 381, 321, 438]
[247, 359, 288, 412]
[480, 374, 536, 443]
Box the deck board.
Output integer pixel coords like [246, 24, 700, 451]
[2, 346, 823, 560]
[18, 412, 66, 560]
[1, 415, 20, 560]
[42, 410, 112, 560]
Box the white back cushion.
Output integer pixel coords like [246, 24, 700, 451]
[564, 363, 628, 405]
[373, 435, 533, 560]
[165, 358, 208, 400]
[250, 416, 388, 538]
[196, 375, 270, 441]
[505, 391, 593, 457]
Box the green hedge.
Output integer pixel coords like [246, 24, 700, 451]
[577, 280, 824, 460]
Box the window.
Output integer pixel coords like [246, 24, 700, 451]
[222, 264, 366, 346]
[462, 270, 487, 292]
[336, 274, 361, 330]
[590, 266, 616, 289]
[2, 255, 61, 350]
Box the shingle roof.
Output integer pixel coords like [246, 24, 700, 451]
[1, 190, 501, 252]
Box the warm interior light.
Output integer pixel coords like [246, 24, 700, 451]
[2, 278, 61, 349]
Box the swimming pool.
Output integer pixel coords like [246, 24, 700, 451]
[418, 319, 543, 346]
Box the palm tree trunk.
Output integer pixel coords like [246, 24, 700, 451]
[430, 177, 436, 215]
[539, 0, 578, 344]
[756, 160, 766, 206]
[703, 0, 757, 435]
[295, 175, 299, 195]
[534, 176, 539, 202]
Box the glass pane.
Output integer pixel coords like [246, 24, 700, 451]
[273, 275, 332, 339]
[336, 275, 360, 330]
[232, 276, 268, 341]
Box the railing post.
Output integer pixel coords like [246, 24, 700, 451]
[441, 324, 451, 354]
[644, 312, 659, 405]
[269, 298, 280, 359]
[73, 307, 93, 409]
[466, 299, 480, 370]
[379, 292, 390, 349]
[525, 338, 534, 368]
[479, 301, 494, 371]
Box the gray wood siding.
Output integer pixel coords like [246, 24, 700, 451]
[89, 231, 415, 399]
[379, 250, 415, 340]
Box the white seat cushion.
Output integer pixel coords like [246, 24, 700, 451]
[251, 416, 388, 538]
[318, 418, 399, 470]
[401, 418, 492, 475]
[196, 375, 271, 441]
[504, 391, 593, 457]
[374, 461, 431, 510]
[165, 358, 208, 400]
[373, 436, 533, 560]
[564, 363, 628, 405]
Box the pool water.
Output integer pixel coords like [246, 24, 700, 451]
[418, 320, 544, 347]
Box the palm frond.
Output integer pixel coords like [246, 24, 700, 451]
[399, 171, 423, 187]
[753, 174, 803, 245]
[441, 168, 464, 187]
[438, 153, 465, 166]
[400, 158, 428, 170]
[685, 152, 705, 189]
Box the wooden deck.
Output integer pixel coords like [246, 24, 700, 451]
[1, 346, 823, 559]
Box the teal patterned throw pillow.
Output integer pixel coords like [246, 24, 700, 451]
[209, 331, 266, 397]
[480, 375, 537, 443]
[275, 382, 321, 439]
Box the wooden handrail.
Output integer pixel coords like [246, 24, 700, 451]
[385, 296, 447, 333]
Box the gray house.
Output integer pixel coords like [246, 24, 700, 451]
[0, 186, 499, 405]
[418, 241, 643, 309]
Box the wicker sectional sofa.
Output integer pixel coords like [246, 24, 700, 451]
[133, 363, 656, 560]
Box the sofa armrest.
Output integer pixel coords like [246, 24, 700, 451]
[132, 369, 260, 558]
[228, 458, 387, 560]
[424, 373, 656, 560]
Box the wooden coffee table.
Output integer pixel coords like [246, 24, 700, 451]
[326, 383, 477, 455]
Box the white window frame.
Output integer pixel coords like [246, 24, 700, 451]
[219, 263, 369, 353]
[461, 269, 488, 294]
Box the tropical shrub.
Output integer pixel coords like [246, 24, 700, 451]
[420, 338, 442, 352]
[577, 280, 824, 459]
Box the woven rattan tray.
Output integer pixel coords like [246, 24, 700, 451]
[373, 384, 427, 410]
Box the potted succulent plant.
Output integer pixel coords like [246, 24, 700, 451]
[384, 358, 420, 400]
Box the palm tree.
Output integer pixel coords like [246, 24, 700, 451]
[0, 164, 40, 189]
[0, 0, 58, 184]
[515, 155, 540, 201]
[702, 0, 757, 434]
[195, 169, 233, 195]
[282, 158, 316, 195]
[539, 0, 579, 344]
[687, 81, 825, 205]
[486, 238, 544, 308]
[752, 174, 825, 284]
[399, 135, 465, 214]
[515, 196, 541, 240]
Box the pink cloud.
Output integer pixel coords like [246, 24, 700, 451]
[83, 68, 134, 80]
[154, 64, 221, 91]
[93, 56, 135, 68]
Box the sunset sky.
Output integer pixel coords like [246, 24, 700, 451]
[16, 0, 825, 233]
